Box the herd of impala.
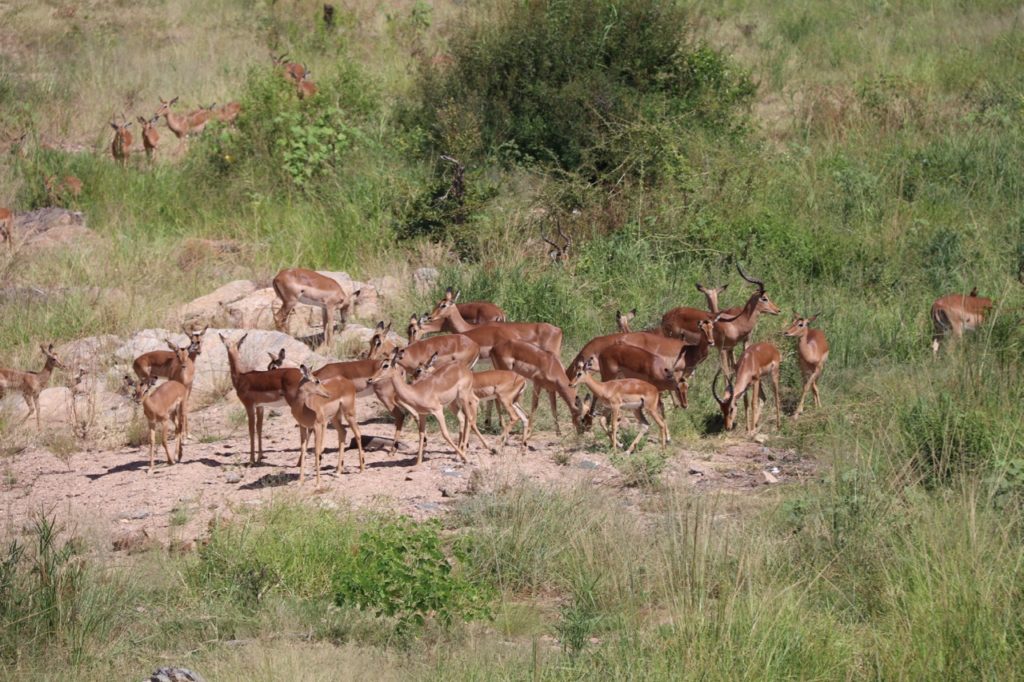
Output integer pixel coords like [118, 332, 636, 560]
[0, 260, 996, 483]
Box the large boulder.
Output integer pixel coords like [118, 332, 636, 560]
[2, 386, 133, 428]
[177, 280, 258, 329]
[12, 208, 97, 249]
[55, 334, 123, 370]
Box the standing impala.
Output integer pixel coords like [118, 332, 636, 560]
[659, 282, 730, 343]
[271, 53, 306, 83]
[596, 345, 685, 409]
[367, 348, 478, 465]
[125, 344, 193, 472]
[132, 327, 207, 385]
[272, 268, 361, 347]
[155, 97, 209, 143]
[286, 366, 365, 484]
[711, 265, 780, 375]
[425, 288, 562, 358]
[415, 288, 507, 336]
[490, 339, 580, 441]
[0, 344, 66, 429]
[570, 360, 669, 453]
[784, 314, 829, 416]
[931, 287, 994, 355]
[220, 333, 303, 464]
[110, 119, 132, 165]
[711, 342, 782, 434]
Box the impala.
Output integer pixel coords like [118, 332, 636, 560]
[287, 366, 365, 484]
[784, 313, 829, 416]
[220, 332, 302, 464]
[366, 348, 478, 464]
[362, 321, 400, 359]
[931, 287, 994, 355]
[132, 327, 207, 385]
[44, 175, 83, 205]
[271, 52, 306, 83]
[0, 344, 66, 429]
[595, 344, 684, 409]
[213, 102, 242, 124]
[490, 339, 580, 441]
[110, 119, 132, 165]
[659, 282, 729, 343]
[366, 326, 479, 372]
[272, 268, 361, 347]
[570, 360, 668, 453]
[137, 115, 159, 160]
[297, 72, 318, 99]
[711, 342, 782, 434]
[156, 97, 208, 142]
[126, 373, 188, 473]
[570, 329, 691, 379]
[414, 288, 507, 335]
[711, 265, 780, 375]
[0, 207, 11, 248]
[412, 354, 530, 448]
[267, 348, 286, 370]
[425, 288, 562, 358]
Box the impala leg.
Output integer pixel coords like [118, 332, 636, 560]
[347, 409, 365, 473]
[314, 423, 325, 487]
[34, 395, 42, 430]
[416, 415, 427, 465]
[322, 306, 334, 348]
[245, 404, 257, 464]
[650, 399, 669, 446]
[795, 369, 812, 417]
[333, 415, 346, 476]
[465, 396, 491, 453]
[148, 421, 156, 474]
[297, 426, 309, 482]
[610, 405, 624, 450]
[20, 393, 34, 425]
[389, 409, 406, 455]
[528, 382, 541, 423]
[161, 418, 174, 465]
[434, 409, 466, 462]
[274, 300, 296, 333]
[176, 405, 186, 463]
[811, 368, 823, 407]
[626, 408, 651, 454]
[548, 389, 561, 436]
[511, 401, 530, 447]
[453, 403, 468, 452]
[295, 419, 311, 468]
[256, 406, 265, 463]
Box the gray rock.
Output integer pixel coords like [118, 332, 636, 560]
[12, 208, 97, 249]
[761, 470, 779, 485]
[224, 471, 242, 484]
[576, 459, 599, 470]
[142, 667, 206, 682]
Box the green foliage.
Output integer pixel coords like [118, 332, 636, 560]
[610, 448, 668, 488]
[333, 517, 491, 632]
[414, 0, 752, 179]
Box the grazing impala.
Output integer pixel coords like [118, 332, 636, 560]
[137, 115, 160, 160]
[412, 354, 530, 448]
[44, 175, 83, 205]
[415, 288, 507, 335]
[0, 344, 66, 429]
[286, 366, 365, 484]
[784, 313, 829, 416]
[220, 332, 302, 464]
[490, 339, 580, 440]
[272, 268, 361, 347]
[711, 342, 782, 434]
[659, 282, 730, 343]
[367, 348, 478, 464]
[570, 360, 669, 453]
[425, 288, 562, 358]
[271, 52, 306, 83]
[110, 119, 132, 165]
[126, 373, 188, 473]
[0, 207, 12, 248]
[297, 72, 318, 99]
[931, 288, 994, 355]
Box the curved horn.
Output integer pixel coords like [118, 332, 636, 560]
[711, 370, 726, 405]
[736, 262, 765, 293]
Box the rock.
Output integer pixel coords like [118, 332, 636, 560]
[761, 470, 779, 485]
[12, 208, 97, 249]
[3, 386, 131, 427]
[752, 433, 769, 444]
[117, 508, 151, 520]
[576, 459, 599, 470]
[224, 471, 242, 484]
[415, 502, 441, 512]
[688, 467, 704, 476]
[352, 435, 409, 452]
[221, 288, 277, 330]
[178, 280, 258, 328]
[413, 267, 439, 293]
[112, 529, 156, 553]
[142, 667, 206, 682]
[441, 468, 463, 478]
[56, 335, 123, 370]
[369, 275, 403, 302]
[440, 486, 455, 498]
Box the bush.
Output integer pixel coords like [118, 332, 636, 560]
[413, 0, 753, 180]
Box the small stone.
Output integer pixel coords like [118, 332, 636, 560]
[688, 467, 704, 476]
[440, 487, 455, 498]
[441, 468, 463, 478]
[116, 508, 150, 521]
[761, 470, 779, 485]
[224, 471, 242, 484]
[753, 434, 769, 444]
[576, 459, 599, 470]
[405, 475, 414, 481]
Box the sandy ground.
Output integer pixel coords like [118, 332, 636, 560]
[0, 395, 817, 551]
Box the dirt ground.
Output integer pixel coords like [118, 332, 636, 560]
[0, 395, 817, 551]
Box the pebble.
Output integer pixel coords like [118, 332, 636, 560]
[224, 471, 242, 484]
[576, 459, 599, 470]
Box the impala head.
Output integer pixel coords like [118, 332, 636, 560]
[155, 96, 179, 116]
[784, 313, 820, 338]
[125, 375, 157, 403]
[367, 348, 405, 386]
[267, 348, 286, 370]
[574, 393, 597, 430]
[40, 343, 66, 371]
[171, 344, 191, 367]
[426, 287, 461, 323]
[406, 314, 423, 343]
[410, 352, 440, 382]
[616, 308, 636, 333]
[698, 317, 716, 346]
[363, 321, 394, 360]
[568, 359, 595, 389]
[297, 364, 332, 400]
[736, 263, 781, 315]
[184, 326, 207, 356]
[218, 332, 248, 354]
[695, 282, 728, 313]
[711, 370, 740, 430]
[110, 119, 132, 136]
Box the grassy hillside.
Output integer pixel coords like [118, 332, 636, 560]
[2, 0, 1024, 678]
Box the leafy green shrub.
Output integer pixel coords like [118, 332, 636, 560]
[333, 517, 491, 632]
[899, 394, 995, 487]
[611, 448, 668, 488]
[414, 0, 752, 179]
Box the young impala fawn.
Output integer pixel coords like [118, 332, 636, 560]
[125, 345, 193, 472]
[137, 115, 160, 161]
[711, 342, 782, 434]
[569, 360, 669, 454]
[0, 344, 66, 428]
[783, 314, 829, 416]
[287, 365, 365, 485]
[930, 287, 994, 355]
[110, 119, 132, 165]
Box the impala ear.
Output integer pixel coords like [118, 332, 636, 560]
[454, 290, 461, 302]
[720, 283, 728, 292]
[385, 322, 392, 334]
[695, 282, 705, 292]
[171, 96, 179, 104]
[375, 320, 385, 330]
[167, 340, 178, 351]
[109, 122, 118, 130]
[237, 333, 248, 348]
[427, 352, 438, 368]
[137, 116, 146, 124]
[444, 287, 453, 301]
[219, 332, 227, 343]
[809, 312, 821, 322]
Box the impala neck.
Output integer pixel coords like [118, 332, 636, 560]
[440, 305, 473, 333]
[224, 348, 244, 385]
[38, 357, 58, 383]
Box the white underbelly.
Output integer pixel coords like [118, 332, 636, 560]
[297, 295, 328, 308]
